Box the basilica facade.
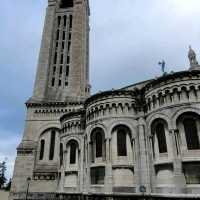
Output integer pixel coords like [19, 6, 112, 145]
[10, 0, 200, 199]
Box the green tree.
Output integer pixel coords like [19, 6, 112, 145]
[0, 161, 7, 189]
[5, 179, 11, 191]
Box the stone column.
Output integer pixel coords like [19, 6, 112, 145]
[132, 138, 136, 162]
[86, 142, 92, 193]
[83, 141, 88, 194]
[148, 135, 156, 193]
[181, 89, 189, 102]
[79, 141, 83, 193]
[62, 150, 68, 192]
[173, 90, 180, 103]
[155, 96, 159, 109]
[137, 117, 150, 193]
[169, 129, 186, 193]
[196, 87, 200, 100]
[189, 88, 197, 102]
[105, 138, 112, 194]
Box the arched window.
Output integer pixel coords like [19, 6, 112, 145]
[60, 0, 73, 8]
[39, 140, 45, 160]
[183, 118, 200, 150]
[91, 128, 105, 162]
[49, 130, 56, 160]
[155, 123, 168, 153]
[177, 112, 200, 151]
[151, 119, 168, 155]
[111, 125, 131, 157]
[117, 128, 127, 156]
[96, 132, 103, 158]
[70, 141, 77, 164]
[60, 143, 63, 166]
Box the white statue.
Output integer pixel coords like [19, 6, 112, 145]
[188, 45, 199, 67]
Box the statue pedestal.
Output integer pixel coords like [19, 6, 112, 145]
[189, 64, 200, 71]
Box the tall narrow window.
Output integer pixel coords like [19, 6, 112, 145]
[117, 129, 127, 156]
[69, 15, 73, 28]
[60, 54, 63, 64]
[70, 141, 77, 164]
[60, 143, 63, 166]
[58, 79, 62, 86]
[68, 33, 72, 40]
[51, 78, 55, 87]
[183, 118, 200, 150]
[59, 66, 63, 75]
[96, 133, 103, 158]
[54, 53, 57, 64]
[91, 141, 94, 163]
[68, 42, 71, 51]
[64, 15, 67, 27]
[56, 30, 59, 40]
[66, 65, 69, 76]
[49, 130, 56, 160]
[39, 140, 45, 160]
[58, 16, 61, 26]
[155, 123, 167, 153]
[67, 56, 70, 64]
[62, 41, 65, 50]
[63, 31, 65, 40]
[91, 128, 105, 161]
[53, 66, 56, 75]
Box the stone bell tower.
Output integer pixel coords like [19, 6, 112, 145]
[10, 1, 90, 200]
[32, 0, 90, 102]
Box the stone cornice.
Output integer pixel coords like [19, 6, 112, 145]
[84, 90, 137, 107]
[26, 100, 84, 108]
[60, 109, 85, 122]
[145, 70, 200, 92]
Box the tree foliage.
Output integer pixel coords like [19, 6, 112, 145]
[0, 161, 7, 189]
[5, 179, 11, 191]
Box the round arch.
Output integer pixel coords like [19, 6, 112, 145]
[147, 113, 171, 133]
[37, 122, 61, 140]
[64, 136, 81, 150]
[110, 123, 134, 161]
[175, 110, 200, 151]
[150, 118, 169, 134]
[108, 120, 136, 140]
[150, 118, 169, 155]
[87, 123, 107, 143]
[90, 127, 105, 139]
[172, 107, 200, 129]
[111, 124, 132, 138]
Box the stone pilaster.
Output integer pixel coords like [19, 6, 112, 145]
[105, 138, 112, 194]
[169, 129, 186, 193]
[137, 117, 150, 193]
[148, 135, 156, 193]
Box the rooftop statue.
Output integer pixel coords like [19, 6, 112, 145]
[188, 46, 199, 68]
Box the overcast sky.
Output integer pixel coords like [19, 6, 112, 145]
[0, 0, 200, 179]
